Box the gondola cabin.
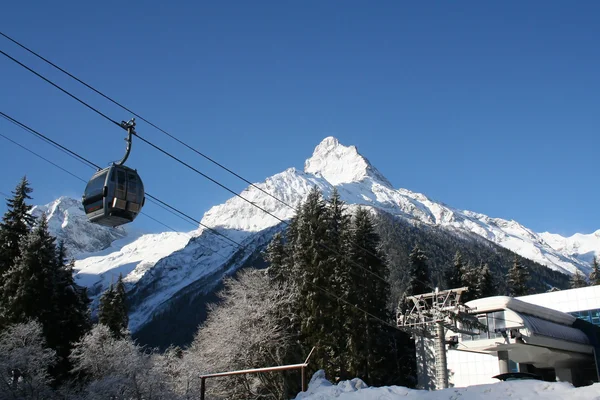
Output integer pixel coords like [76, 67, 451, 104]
[82, 165, 145, 227]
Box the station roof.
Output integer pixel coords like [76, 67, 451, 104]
[466, 296, 576, 325]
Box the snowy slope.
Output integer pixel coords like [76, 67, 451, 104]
[540, 230, 600, 266]
[123, 137, 594, 330]
[295, 370, 600, 400]
[36, 136, 599, 332]
[73, 231, 190, 298]
[199, 136, 591, 275]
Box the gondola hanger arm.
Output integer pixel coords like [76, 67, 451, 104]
[115, 118, 136, 166]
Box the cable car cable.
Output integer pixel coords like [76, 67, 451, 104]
[0, 49, 121, 129]
[0, 112, 99, 170]
[0, 112, 244, 249]
[134, 133, 288, 225]
[0, 128, 231, 259]
[0, 30, 294, 210]
[0, 132, 87, 183]
[0, 108, 401, 330]
[0, 50, 391, 287]
[0, 35, 392, 269]
[1, 112, 227, 243]
[1, 118, 399, 332]
[0, 51, 286, 224]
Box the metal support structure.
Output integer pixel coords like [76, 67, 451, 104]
[115, 118, 136, 166]
[435, 322, 449, 389]
[397, 287, 480, 390]
[199, 347, 315, 400]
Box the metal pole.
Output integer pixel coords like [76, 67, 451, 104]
[301, 366, 306, 392]
[200, 377, 206, 400]
[435, 322, 448, 389]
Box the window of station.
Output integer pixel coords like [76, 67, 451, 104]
[462, 311, 506, 341]
[570, 309, 600, 326]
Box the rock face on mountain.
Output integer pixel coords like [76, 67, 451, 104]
[33, 137, 597, 336]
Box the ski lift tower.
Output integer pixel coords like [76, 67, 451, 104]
[397, 287, 480, 390]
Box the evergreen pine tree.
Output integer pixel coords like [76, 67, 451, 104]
[48, 241, 91, 380]
[0, 177, 35, 279]
[98, 284, 115, 329]
[476, 263, 495, 299]
[290, 187, 335, 375]
[460, 262, 479, 302]
[507, 256, 530, 296]
[324, 189, 351, 380]
[0, 214, 89, 381]
[264, 217, 304, 398]
[570, 270, 588, 289]
[1, 215, 57, 326]
[589, 257, 600, 286]
[113, 274, 129, 334]
[445, 251, 464, 289]
[264, 232, 286, 283]
[346, 207, 390, 385]
[98, 274, 128, 338]
[399, 245, 431, 319]
[406, 245, 432, 296]
[295, 187, 327, 305]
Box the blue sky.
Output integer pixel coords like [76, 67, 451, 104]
[1, 1, 599, 236]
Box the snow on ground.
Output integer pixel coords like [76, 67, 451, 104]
[295, 371, 600, 400]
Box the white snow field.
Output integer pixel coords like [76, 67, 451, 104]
[295, 370, 600, 400]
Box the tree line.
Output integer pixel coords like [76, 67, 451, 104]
[0, 178, 175, 399]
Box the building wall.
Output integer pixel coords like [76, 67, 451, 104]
[518, 286, 600, 321]
[447, 350, 499, 387]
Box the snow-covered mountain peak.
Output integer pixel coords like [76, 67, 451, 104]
[31, 196, 128, 257]
[304, 137, 392, 187]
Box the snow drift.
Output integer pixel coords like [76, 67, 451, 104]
[295, 370, 600, 400]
